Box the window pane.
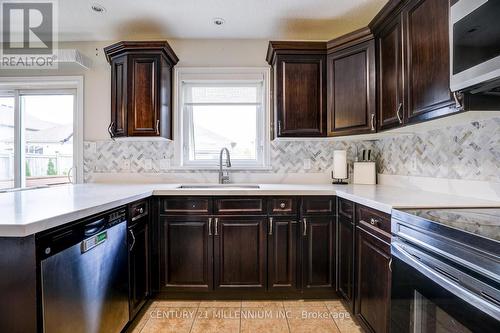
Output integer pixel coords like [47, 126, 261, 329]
[191, 105, 257, 161]
[187, 85, 259, 103]
[0, 96, 15, 189]
[22, 94, 74, 187]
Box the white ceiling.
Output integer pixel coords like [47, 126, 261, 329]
[58, 0, 388, 41]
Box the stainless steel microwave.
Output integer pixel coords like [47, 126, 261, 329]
[450, 0, 500, 93]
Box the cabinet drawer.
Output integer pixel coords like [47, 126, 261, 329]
[130, 199, 149, 222]
[268, 197, 298, 215]
[215, 198, 266, 215]
[302, 197, 335, 215]
[161, 198, 211, 214]
[338, 198, 354, 220]
[356, 204, 391, 242]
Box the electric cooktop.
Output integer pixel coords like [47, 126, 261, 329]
[396, 208, 500, 242]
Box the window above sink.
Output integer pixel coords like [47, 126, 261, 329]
[173, 68, 271, 170]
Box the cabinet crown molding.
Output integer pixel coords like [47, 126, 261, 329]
[104, 40, 179, 65]
[266, 41, 327, 65]
[327, 27, 373, 54]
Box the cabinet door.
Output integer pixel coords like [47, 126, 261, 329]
[327, 40, 376, 136]
[159, 216, 213, 292]
[404, 0, 456, 123]
[214, 216, 267, 291]
[377, 18, 405, 130]
[268, 217, 300, 292]
[276, 55, 326, 137]
[302, 216, 336, 293]
[355, 227, 391, 333]
[128, 220, 149, 319]
[337, 217, 355, 312]
[128, 55, 161, 136]
[110, 55, 127, 137]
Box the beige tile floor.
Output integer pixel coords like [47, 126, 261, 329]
[128, 299, 364, 333]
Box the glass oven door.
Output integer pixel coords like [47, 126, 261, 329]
[391, 240, 500, 333]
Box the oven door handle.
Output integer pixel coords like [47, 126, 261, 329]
[392, 241, 500, 321]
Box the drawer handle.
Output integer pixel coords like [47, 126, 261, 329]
[208, 218, 212, 236]
[269, 217, 273, 235]
[303, 218, 307, 237]
[214, 218, 219, 236]
[280, 202, 286, 209]
[370, 218, 379, 226]
[156, 119, 160, 135]
[137, 207, 144, 214]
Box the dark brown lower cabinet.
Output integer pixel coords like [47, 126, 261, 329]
[337, 216, 355, 312]
[302, 216, 336, 293]
[267, 217, 300, 292]
[214, 216, 267, 291]
[128, 219, 150, 319]
[159, 216, 213, 292]
[355, 226, 391, 333]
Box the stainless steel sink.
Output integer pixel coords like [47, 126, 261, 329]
[177, 184, 260, 189]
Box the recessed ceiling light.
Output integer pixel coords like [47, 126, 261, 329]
[91, 3, 106, 14]
[213, 18, 225, 26]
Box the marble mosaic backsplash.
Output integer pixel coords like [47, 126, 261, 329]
[376, 117, 500, 182]
[83, 139, 377, 179]
[83, 116, 500, 183]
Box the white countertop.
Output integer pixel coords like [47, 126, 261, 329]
[1, 183, 499, 237]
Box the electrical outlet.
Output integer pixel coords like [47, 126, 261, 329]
[411, 155, 418, 172]
[159, 158, 170, 170]
[144, 159, 152, 170]
[122, 159, 130, 170]
[303, 158, 312, 170]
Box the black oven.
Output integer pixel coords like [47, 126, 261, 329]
[391, 209, 500, 333]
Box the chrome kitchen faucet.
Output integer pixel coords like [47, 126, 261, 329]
[218, 147, 232, 184]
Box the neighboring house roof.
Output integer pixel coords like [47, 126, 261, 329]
[25, 124, 73, 144]
[0, 103, 59, 131]
[0, 104, 72, 144]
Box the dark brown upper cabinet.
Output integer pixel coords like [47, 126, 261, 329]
[266, 42, 327, 138]
[370, 0, 457, 131]
[104, 41, 179, 139]
[376, 16, 405, 130]
[327, 28, 376, 136]
[403, 0, 456, 123]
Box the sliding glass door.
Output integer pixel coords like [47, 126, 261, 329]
[0, 90, 76, 190]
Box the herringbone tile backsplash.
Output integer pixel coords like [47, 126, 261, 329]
[376, 117, 500, 181]
[84, 117, 500, 183]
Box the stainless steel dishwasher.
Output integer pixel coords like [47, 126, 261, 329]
[38, 207, 129, 333]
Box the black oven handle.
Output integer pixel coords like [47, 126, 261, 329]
[392, 241, 500, 321]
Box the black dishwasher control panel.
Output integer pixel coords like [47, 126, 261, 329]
[37, 206, 128, 260]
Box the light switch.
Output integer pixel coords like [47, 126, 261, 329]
[88, 142, 96, 154]
[122, 159, 130, 170]
[303, 158, 312, 170]
[159, 158, 170, 170]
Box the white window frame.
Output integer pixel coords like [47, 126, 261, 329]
[0, 76, 84, 186]
[173, 67, 270, 169]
